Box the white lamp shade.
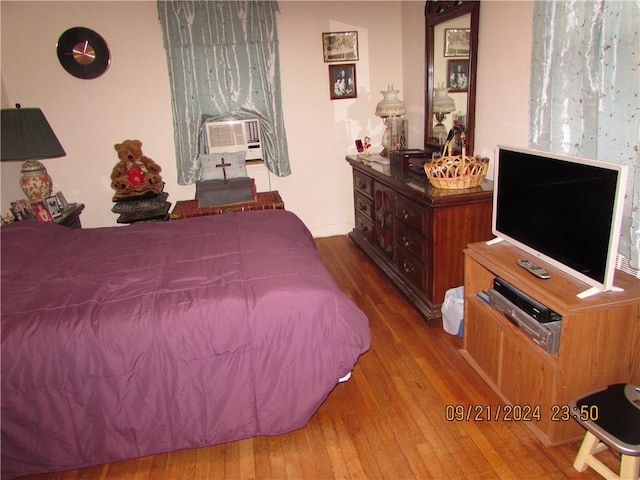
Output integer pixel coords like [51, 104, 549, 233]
[375, 85, 406, 117]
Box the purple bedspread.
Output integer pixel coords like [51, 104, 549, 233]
[1, 210, 370, 479]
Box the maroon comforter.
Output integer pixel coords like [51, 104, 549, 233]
[1, 210, 370, 479]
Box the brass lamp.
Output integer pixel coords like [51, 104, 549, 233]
[1, 104, 66, 203]
[375, 85, 406, 157]
[432, 84, 456, 145]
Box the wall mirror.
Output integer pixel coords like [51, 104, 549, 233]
[424, 1, 479, 154]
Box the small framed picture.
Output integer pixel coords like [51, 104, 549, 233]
[322, 31, 358, 62]
[329, 63, 357, 100]
[55, 191, 69, 211]
[45, 195, 63, 218]
[32, 201, 53, 222]
[10, 200, 34, 221]
[444, 28, 471, 57]
[447, 59, 469, 92]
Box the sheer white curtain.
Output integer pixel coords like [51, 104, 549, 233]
[529, 0, 640, 270]
[158, 1, 290, 184]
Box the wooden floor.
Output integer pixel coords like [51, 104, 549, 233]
[21, 236, 618, 480]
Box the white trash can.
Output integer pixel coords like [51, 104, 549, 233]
[442, 286, 464, 337]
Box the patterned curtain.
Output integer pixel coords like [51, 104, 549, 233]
[529, 0, 640, 270]
[158, 1, 291, 184]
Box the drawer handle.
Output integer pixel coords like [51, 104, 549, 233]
[358, 223, 369, 233]
[358, 202, 368, 211]
[357, 181, 368, 190]
[402, 261, 415, 275]
[403, 236, 414, 248]
[403, 208, 414, 220]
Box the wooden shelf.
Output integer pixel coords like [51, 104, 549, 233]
[462, 240, 640, 445]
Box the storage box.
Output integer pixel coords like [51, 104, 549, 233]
[196, 177, 256, 207]
[390, 149, 431, 176]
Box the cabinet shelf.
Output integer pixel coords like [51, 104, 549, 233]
[462, 240, 640, 445]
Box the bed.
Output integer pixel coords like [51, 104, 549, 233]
[0, 210, 370, 479]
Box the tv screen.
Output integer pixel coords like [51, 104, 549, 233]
[492, 146, 627, 296]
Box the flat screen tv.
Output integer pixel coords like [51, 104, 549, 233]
[492, 146, 628, 298]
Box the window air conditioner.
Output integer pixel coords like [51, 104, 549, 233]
[204, 117, 263, 161]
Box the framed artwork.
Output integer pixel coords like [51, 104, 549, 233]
[55, 191, 69, 211]
[444, 28, 470, 57]
[32, 201, 53, 222]
[329, 64, 357, 100]
[45, 195, 63, 218]
[447, 59, 469, 92]
[322, 31, 358, 62]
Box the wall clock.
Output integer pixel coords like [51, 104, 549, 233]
[56, 27, 110, 79]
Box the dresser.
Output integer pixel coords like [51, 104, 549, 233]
[346, 154, 493, 321]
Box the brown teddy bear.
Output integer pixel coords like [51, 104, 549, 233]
[111, 139, 164, 200]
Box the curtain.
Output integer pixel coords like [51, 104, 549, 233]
[529, 0, 640, 270]
[158, 1, 291, 184]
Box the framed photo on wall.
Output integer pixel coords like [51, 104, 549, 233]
[322, 31, 358, 62]
[447, 59, 469, 92]
[329, 64, 357, 100]
[444, 28, 470, 57]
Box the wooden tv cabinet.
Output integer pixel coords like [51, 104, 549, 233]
[462, 240, 640, 446]
[346, 154, 493, 321]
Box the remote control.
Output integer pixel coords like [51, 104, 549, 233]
[516, 258, 550, 279]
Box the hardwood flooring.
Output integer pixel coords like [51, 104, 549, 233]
[20, 235, 617, 480]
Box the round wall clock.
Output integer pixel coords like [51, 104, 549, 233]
[56, 27, 110, 79]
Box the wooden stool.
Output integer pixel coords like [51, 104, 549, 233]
[569, 384, 640, 480]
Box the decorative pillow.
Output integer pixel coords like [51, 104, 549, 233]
[199, 152, 247, 181]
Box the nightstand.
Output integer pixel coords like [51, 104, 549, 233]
[54, 203, 84, 229]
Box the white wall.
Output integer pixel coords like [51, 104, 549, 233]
[1, 1, 534, 234]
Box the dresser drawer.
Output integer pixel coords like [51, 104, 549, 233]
[396, 221, 428, 264]
[395, 248, 427, 291]
[396, 194, 431, 233]
[354, 192, 374, 221]
[353, 171, 373, 199]
[354, 210, 374, 242]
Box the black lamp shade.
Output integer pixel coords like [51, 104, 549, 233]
[1, 108, 66, 161]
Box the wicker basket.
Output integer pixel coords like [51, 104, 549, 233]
[424, 137, 488, 189]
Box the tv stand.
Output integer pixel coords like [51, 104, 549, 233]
[462, 240, 640, 446]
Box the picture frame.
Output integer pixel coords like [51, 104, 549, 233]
[329, 64, 357, 100]
[444, 28, 471, 57]
[32, 201, 53, 222]
[55, 191, 69, 211]
[45, 195, 63, 218]
[447, 59, 469, 92]
[322, 31, 358, 63]
[10, 199, 34, 221]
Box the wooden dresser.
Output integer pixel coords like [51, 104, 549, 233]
[346, 155, 493, 321]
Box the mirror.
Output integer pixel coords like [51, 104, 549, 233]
[424, 1, 479, 154]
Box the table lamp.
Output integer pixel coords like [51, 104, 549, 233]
[375, 85, 406, 157]
[1, 104, 66, 203]
[432, 84, 456, 145]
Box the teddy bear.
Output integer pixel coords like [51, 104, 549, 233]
[111, 139, 164, 200]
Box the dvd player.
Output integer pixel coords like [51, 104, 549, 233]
[488, 288, 562, 353]
[493, 277, 562, 323]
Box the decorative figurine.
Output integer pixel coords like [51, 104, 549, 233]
[363, 136, 371, 156]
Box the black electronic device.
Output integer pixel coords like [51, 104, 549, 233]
[487, 288, 561, 353]
[493, 277, 562, 324]
[492, 145, 628, 298]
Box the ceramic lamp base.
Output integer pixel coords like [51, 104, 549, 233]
[20, 159, 53, 203]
